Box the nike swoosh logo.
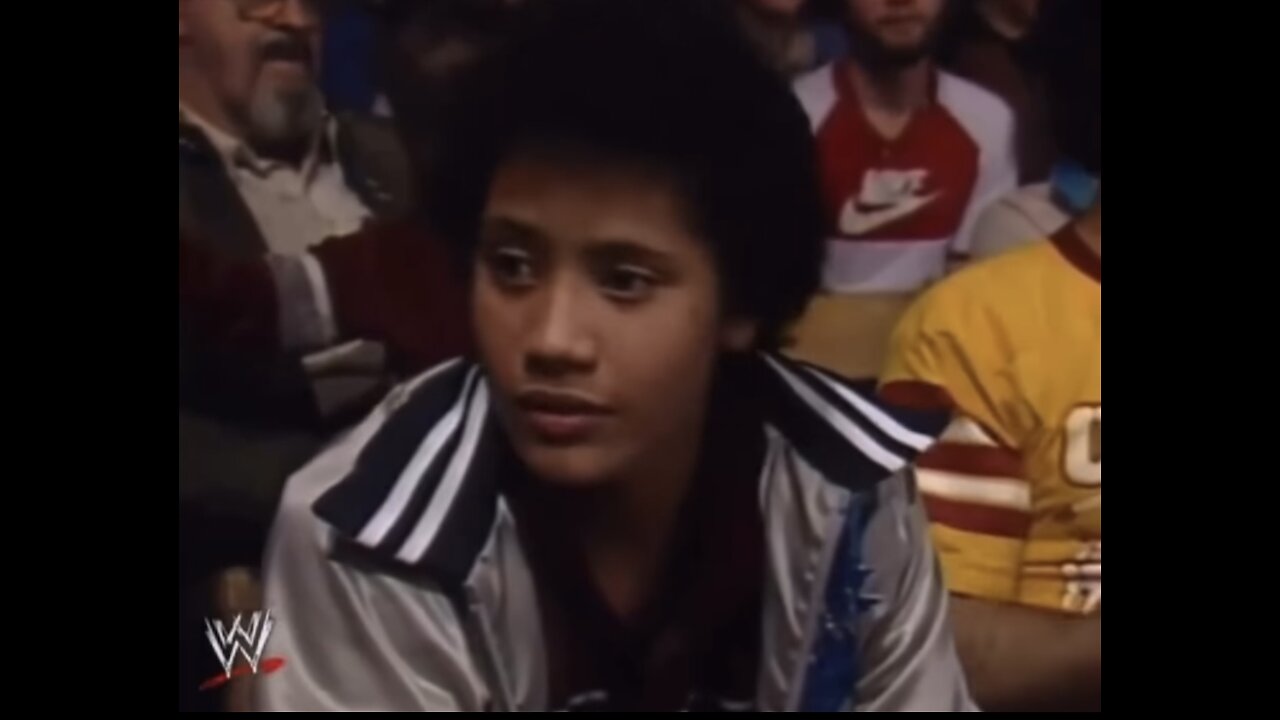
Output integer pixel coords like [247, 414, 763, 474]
[838, 191, 940, 235]
[854, 201, 895, 213]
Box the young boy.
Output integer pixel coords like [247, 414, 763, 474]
[255, 0, 973, 711]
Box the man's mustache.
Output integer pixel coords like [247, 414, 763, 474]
[258, 35, 313, 68]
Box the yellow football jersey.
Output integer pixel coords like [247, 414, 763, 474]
[881, 227, 1100, 614]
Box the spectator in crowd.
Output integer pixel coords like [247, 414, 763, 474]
[177, 1, 523, 387]
[794, 0, 1017, 294]
[941, 0, 1055, 183]
[178, 0, 417, 528]
[881, 194, 1100, 714]
[255, 0, 973, 711]
[966, 0, 1101, 259]
[879, 3, 1100, 708]
[178, 0, 415, 708]
[783, 0, 1017, 380]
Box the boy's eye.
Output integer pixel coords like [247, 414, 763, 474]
[487, 247, 536, 286]
[599, 265, 658, 300]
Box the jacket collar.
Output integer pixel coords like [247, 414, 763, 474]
[312, 354, 945, 587]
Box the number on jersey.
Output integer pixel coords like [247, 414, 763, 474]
[1064, 406, 1101, 486]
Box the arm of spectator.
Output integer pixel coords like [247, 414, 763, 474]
[178, 220, 470, 371]
[949, 595, 1101, 711]
[310, 219, 471, 373]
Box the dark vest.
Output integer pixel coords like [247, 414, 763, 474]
[178, 112, 415, 543]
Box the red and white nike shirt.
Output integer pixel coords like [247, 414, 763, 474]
[794, 63, 1018, 293]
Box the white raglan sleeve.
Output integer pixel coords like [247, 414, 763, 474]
[941, 75, 1020, 261]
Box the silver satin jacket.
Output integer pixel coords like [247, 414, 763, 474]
[254, 354, 977, 711]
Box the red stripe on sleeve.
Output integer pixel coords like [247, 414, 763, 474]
[916, 442, 1023, 480]
[923, 494, 1031, 539]
[879, 380, 955, 412]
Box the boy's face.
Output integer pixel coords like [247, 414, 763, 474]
[473, 154, 754, 487]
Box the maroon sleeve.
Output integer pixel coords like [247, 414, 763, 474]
[178, 232, 280, 352]
[311, 220, 472, 374]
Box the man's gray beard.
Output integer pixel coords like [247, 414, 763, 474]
[246, 81, 324, 156]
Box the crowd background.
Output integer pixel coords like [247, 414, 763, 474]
[178, 0, 1100, 711]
